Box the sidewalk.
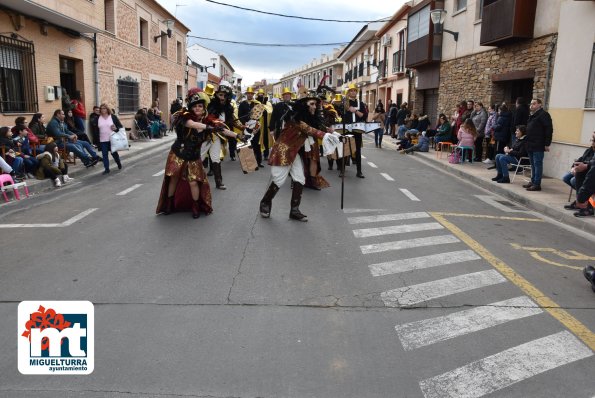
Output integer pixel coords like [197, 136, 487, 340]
[404, 147, 595, 235]
[3, 134, 175, 199]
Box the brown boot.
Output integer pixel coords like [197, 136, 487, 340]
[259, 182, 279, 218]
[289, 182, 307, 222]
[213, 162, 226, 190]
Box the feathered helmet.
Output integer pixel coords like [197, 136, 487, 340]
[186, 87, 210, 108]
[297, 89, 321, 104]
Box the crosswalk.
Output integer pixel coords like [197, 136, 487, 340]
[345, 209, 593, 398]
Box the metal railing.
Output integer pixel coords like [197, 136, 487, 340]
[0, 35, 38, 113]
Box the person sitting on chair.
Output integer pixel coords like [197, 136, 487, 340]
[491, 125, 528, 183]
[563, 132, 595, 210]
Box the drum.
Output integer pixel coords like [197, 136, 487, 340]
[330, 136, 356, 160]
[365, 122, 381, 132]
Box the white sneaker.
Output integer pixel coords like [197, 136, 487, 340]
[63, 175, 73, 183]
[54, 177, 62, 187]
[482, 159, 494, 164]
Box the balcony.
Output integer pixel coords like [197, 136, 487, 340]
[377, 60, 386, 79]
[480, 0, 537, 46]
[392, 50, 406, 74]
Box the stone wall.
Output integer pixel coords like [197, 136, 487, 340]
[437, 34, 557, 116]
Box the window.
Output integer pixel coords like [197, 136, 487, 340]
[105, 0, 115, 33]
[139, 18, 148, 48]
[328, 68, 333, 86]
[0, 35, 37, 113]
[176, 41, 182, 64]
[117, 76, 139, 113]
[475, 0, 484, 20]
[455, 0, 467, 12]
[585, 44, 595, 108]
[407, 5, 430, 43]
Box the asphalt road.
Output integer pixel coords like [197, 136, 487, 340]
[1, 134, 593, 398]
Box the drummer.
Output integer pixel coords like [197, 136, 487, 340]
[343, 83, 367, 178]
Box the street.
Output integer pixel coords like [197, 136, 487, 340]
[1, 135, 594, 398]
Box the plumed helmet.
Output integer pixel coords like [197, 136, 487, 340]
[204, 84, 215, 97]
[186, 87, 210, 108]
[216, 80, 233, 97]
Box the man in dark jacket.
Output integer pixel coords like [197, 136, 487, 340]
[563, 132, 595, 209]
[523, 99, 553, 191]
[511, 97, 530, 144]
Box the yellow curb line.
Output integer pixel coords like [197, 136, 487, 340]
[430, 211, 595, 352]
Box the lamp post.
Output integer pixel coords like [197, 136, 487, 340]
[153, 19, 174, 42]
[430, 9, 459, 41]
[202, 57, 217, 73]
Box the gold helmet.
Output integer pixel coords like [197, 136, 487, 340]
[333, 93, 343, 102]
[347, 83, 358, 93]
[245, 87, 255, 94]
[204, 84, 215, 97]
[281, 87, 292, 95]
[257, 88, 265, 96]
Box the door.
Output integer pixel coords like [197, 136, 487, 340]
[422, 89, 438, 126]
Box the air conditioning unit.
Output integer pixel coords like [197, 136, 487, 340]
[381, 34, 392, 47]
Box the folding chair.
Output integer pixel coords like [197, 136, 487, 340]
[134, 119, 150, 141]
[510, 157, 532, 183]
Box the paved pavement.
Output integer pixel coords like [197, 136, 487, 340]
[4, 132, 595, 235]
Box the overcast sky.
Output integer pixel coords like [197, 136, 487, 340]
[158, 0, 406, 86]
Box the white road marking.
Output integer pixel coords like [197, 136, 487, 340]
[348, 212, 430, 224]
[380, 173, 394, 181]
[400, 188, 420, 201]
[419, 331, 593, 398]
[61, 208, 99, 226]
[361, 155, 367, 159]
[395, 296, 542, 350]
[381, 269, 506, 307]
[116, 184, 143, 196]
[474, 195, 527, 213]
[353, 222, 443, 238]
[361, 234, 459, 255]
[152, 170, 165, 176]
[369, 250, 480, 276]
[0, 208, 98, 228]
[342, 208, 387, 214]
[367, 162, 378, 168]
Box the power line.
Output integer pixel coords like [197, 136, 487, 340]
[188, 35, 367, 47]
[205, 0, 392, 23]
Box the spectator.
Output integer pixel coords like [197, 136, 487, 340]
[573, 157, 595, 217]
[511, 97, 530, 145]
[61, 88, 74, 113]
[407, 113, 419, 131]
[493, 104, 512, 155]
[71, 90, 87, 134]
[12, 124, 39, 174]
[401, 131, 430, 154]
[483, 104, 499, 164]
[35, 142, 72, 187]
[457, 119, 477, 162]
[492, 125, 529, 183]
[374, 99, 385, 114]
[524, 98, 553, 192]
[97, 103, 123, 174]
[395, 102, 410, 127]
[471, 102, 488, 161]
[0, 126, 26, 178]
[28, 113, 49, 144]
[65, 109, 91, 142]
[564, 132, 595, 210]
[135, 108, 151, 140]
[88, 106, 101, 146]
[395, 131, 413, 151]
[431, 114, 453, 149]
[387, 103, 398, 137]
[46, 109, 99, 167]
[417, 114, 430, 133]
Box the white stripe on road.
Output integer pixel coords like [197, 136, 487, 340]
[395, 296, 542, 351]
[367, 162, 378, 168]
[342, 208, 387, 213]
[380, 173, 394, 181]
[400, 188, 420, 201]
[152, 170, 165, 176]
[361, 155, 366, 159]
[0, 208, 98, 228]
[348, 212, 430, 224]
[353, 222, 443, 238]
[61, 208, 99, 226]
[381, 269, 506, 307]
[419, 331, 593, 398]
[361, 234, 459, 255]
[116, 184, 143, 196]
[369, 250, 480, 276]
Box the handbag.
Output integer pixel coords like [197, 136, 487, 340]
[448, 150, 461, 164]
[110, 128, 129, 152]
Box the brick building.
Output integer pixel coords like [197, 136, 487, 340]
[0, 0, 189, 134]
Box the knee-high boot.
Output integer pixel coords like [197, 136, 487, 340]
[327, 157, 334, 170]
[207, 157, 214, 176]
[289, 182, 307, 222]
[213, 162, 226, 190]
[336, 158, 344, 177]
[259, 182, 279, 218]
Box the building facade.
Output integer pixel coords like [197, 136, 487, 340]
[279, 49, 344, 99]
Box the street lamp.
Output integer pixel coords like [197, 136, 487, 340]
[202, 57, 217, 73]
[430, 9, 459, 42]
[153, 19, 174, 42]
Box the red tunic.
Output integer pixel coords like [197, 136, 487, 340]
[268, 121, 325, 167]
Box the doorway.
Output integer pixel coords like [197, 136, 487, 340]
[494, 79, 533, 106]
[59, 57, 76, 100]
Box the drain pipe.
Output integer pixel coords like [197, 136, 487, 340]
[93, 33, 100, 107]
[544, 34, 557, 110]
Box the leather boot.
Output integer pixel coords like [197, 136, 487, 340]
[191, 200, 201, 219]
[491, 174, 503, 181]
[336, 158, 344, 177]
[163, 196, 174, 215]
[327, 158, 334, 170]
[289, 182, 307, 222]
[259, 182, 279, 218]
[213, 163, 226, 190]
[584, 266, 595, 292]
